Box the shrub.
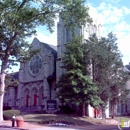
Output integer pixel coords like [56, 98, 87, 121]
[3, 110, 20, 120]
[58, 105, 75, 114]
[3, 106, 12, 111]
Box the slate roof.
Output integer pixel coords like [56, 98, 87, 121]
[125, 65, 130, 71]
[41, 42, 57, 58]
[11, 72, 19, 80]
[33, 38, 57, 80]
[41, 41, 57, 81]
[33, 38, 57, 59]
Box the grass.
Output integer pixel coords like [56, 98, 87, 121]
[114, 116, 130, 122]
[22, 114, 108, 126]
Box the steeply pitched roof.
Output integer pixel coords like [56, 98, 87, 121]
[124, 64, 130, 73]
[125, 65, 130, 71]
[32, 38, 57, 80]
[46, 44, 57, 51]
[12, 72, 19, 80]
[33, 38, 57, 58]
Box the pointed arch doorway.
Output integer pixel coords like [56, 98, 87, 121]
[24, 88, 29, 107]
[32, 88, 38, 106]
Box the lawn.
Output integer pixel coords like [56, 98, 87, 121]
[22, 114, 108, 126]
[114, 116, 130, 122]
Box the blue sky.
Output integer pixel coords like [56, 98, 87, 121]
[10, 0, 130, 72]
[31, 0, 130, 65]
[87, 0, 130, 65]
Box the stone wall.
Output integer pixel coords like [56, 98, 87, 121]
[4, 37, 57, 112]
[4, 87, 16, 107]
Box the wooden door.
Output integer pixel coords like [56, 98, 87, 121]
[26, 95, 29, 107]
[34, 94, 37, 106]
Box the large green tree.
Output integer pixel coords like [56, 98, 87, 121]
[109, 69, 130, 118]
[0, 0, 90, 121]
[56, 36, 102, 116]
[107, 33, 130, 117]
[85, 33, 127, 118]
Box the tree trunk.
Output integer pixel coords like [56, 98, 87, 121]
[94, 108, 97, 118]
[111, 104, 115, 119]
[82, 102, 86, 116]
[0, 73, 5, 122]
[101, 107, 106, 120]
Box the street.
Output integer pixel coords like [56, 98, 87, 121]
[0, 125, 130, 130]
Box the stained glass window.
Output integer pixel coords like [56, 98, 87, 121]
[30, 55, 42, 75]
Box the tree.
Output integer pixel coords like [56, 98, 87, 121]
[56, 36, 102, 116]
[85, 33, 127, 118]
[0, 0, 90, 121]
[109, 70, 130, 118]
[105, 32, 129, 118]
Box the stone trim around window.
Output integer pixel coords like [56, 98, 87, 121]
[29, 55, 43, 76]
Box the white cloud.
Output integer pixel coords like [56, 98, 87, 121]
[30, 30, 57, 46]
[29, 22, 58, 46]
[113, 27, 130, 65]
[89, 3, 124, 25]
[28, 2, 130, 65]
[122, 6, 130, 14]
[114, 21, 130, 31]
[88, 6, 103, 25]
[115, 31, 127, 39]
[88, 2, 130, 65]
[117, 35, 130, 52]
[97, 2, 107, 10]
[29, 18, 59, 46]
[97, 3, 124, 24]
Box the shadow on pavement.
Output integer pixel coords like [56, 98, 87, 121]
[0, 125, 28, 130]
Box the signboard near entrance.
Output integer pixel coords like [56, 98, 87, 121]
[47, 100, 57, 110]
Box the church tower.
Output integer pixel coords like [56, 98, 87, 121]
[56, 17, 102, 82]
[56, 17, 110, 118]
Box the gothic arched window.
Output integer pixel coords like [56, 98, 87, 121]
[93, 25, 97, 34]
[66, 27, 69, 43]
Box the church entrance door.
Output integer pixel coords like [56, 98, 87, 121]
[34, 94, 37, 106]
[26, 95, 29, 107]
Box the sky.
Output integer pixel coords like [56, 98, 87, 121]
[31, 0, 130, 64]
[11, 0, 130, 72]
[87, 0, 130, 65]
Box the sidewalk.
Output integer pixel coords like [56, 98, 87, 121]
[0, 119, 119, 130]
[0, 120, 45, 130]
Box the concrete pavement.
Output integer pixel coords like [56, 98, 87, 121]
[0, 120, 129, 130]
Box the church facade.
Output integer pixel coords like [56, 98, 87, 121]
[4, 38, 58, 113]
[4, 18, 108, 117]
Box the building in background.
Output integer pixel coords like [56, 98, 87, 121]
[115, 64, 130, 116]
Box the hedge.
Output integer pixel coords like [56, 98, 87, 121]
[3, 106, 12, 111]
[3, 110, 20, 120]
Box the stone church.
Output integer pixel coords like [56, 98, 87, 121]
[4, 18, 103, 116]
[4, 38, 57, 113]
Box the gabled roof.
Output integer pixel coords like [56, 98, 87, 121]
[32, 38, 57, 81]
[124, 64, 130, 73]
[125, 65, 130, 71]
[33, 38, 57, 58]
[12, 72, 19, 80]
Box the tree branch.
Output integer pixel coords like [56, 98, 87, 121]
[1, 32, 18, 73]
[17, 0, 27, 12]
